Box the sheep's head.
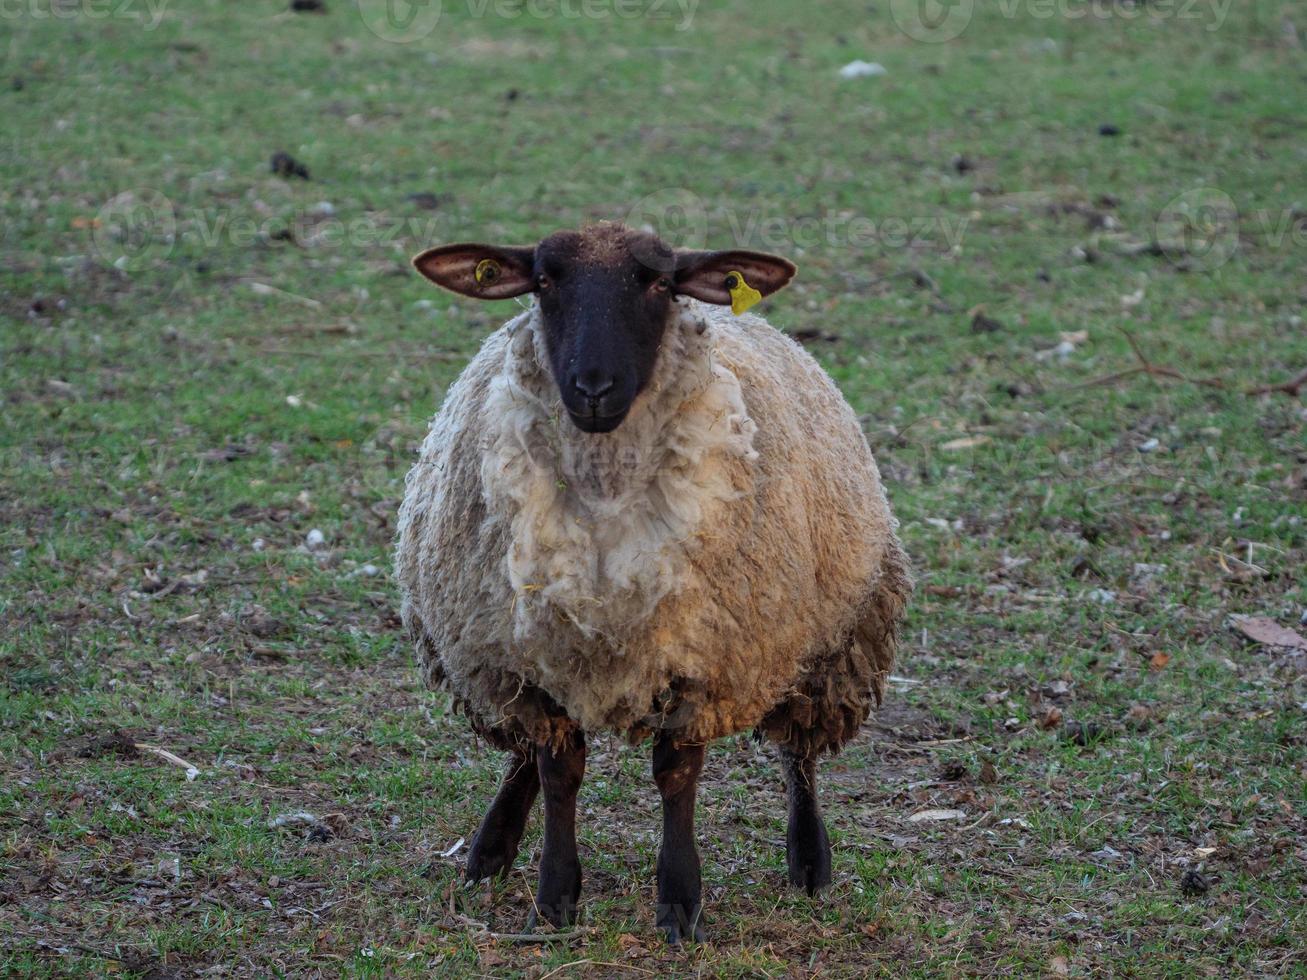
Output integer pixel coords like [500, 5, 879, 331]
[413, 222, 795, 434]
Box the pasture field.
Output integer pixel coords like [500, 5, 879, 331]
[2, 0, 1305, 975]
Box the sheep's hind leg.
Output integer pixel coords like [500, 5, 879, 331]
[527, 730, 585, 929]
[653, 733, 707, 945]
[465, 747, 540, 883]
[781, 747, 832, 896]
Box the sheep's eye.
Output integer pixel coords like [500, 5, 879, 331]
[536, 274, 552, 291]
[652, 276, 672, 293]
[724, 273, 741, 290]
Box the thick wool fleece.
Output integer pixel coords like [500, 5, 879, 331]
[396, 299, 910, 754]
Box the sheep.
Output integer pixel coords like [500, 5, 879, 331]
[395, 222, 911, 943]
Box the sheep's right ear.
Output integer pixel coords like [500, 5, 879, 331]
[412, 243, 536, 300]
[673, 249, 797, 312]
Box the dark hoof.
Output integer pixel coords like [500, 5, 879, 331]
[657, 905, 706, 946]
[526, 897, 579, 931]
[465, 835, 520, 884]
[787, 816, 832, 896]
[530, 864, 581, 928]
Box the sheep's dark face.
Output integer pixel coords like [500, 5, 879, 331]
[412, 223, 796, 435]
[531, 228, 676, 433]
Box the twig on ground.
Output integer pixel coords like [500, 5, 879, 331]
[1078, 330, 1304, 398]
[540, 959, 655, 978]
[1246, 367, 1307, 397]
[1078, 328, 1228, 390]
[134, 743, 201, 779]
[485, 931, 591, 945]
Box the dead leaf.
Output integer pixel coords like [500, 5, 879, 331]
[1228, 615, 1307, 652]
[941, 436, 991, 451]
[925, 584, 964, 598]
[1149, 652, 1172, 670]
[907, 808, 967, 823]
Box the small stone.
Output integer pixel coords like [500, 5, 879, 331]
[305, 529, 326, 550]
[839, 60, 888, 79]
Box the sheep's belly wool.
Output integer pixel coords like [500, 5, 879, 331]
[396, 299, 911, 753]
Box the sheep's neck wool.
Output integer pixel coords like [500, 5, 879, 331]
[480, 300, 759, 643]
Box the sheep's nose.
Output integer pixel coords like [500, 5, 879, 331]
[573, 375, 614, 407]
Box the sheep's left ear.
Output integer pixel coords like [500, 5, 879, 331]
[412, 243, 536, 300]
[674, 249, 797, 313]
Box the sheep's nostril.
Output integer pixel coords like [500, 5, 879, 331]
[573, 376, 615, 404]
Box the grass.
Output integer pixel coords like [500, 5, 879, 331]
[2, 0, 1306, 975]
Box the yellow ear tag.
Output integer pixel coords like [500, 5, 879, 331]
[474, 258, 501, 286]
[725, 271, 762, 316]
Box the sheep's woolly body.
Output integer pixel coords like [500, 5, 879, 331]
[396, 299, 910, 753]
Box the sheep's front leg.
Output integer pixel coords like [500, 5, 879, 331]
[653, 733, 706, 945]
[527, 730, 585, 929]
[781, 747, 832, 895]
[465, 746, 540, 883]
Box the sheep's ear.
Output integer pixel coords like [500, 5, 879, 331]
[412, 243, 536, 300]
[673, 249, 797, 312]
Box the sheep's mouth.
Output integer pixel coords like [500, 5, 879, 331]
[567, 410, 627, 435]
